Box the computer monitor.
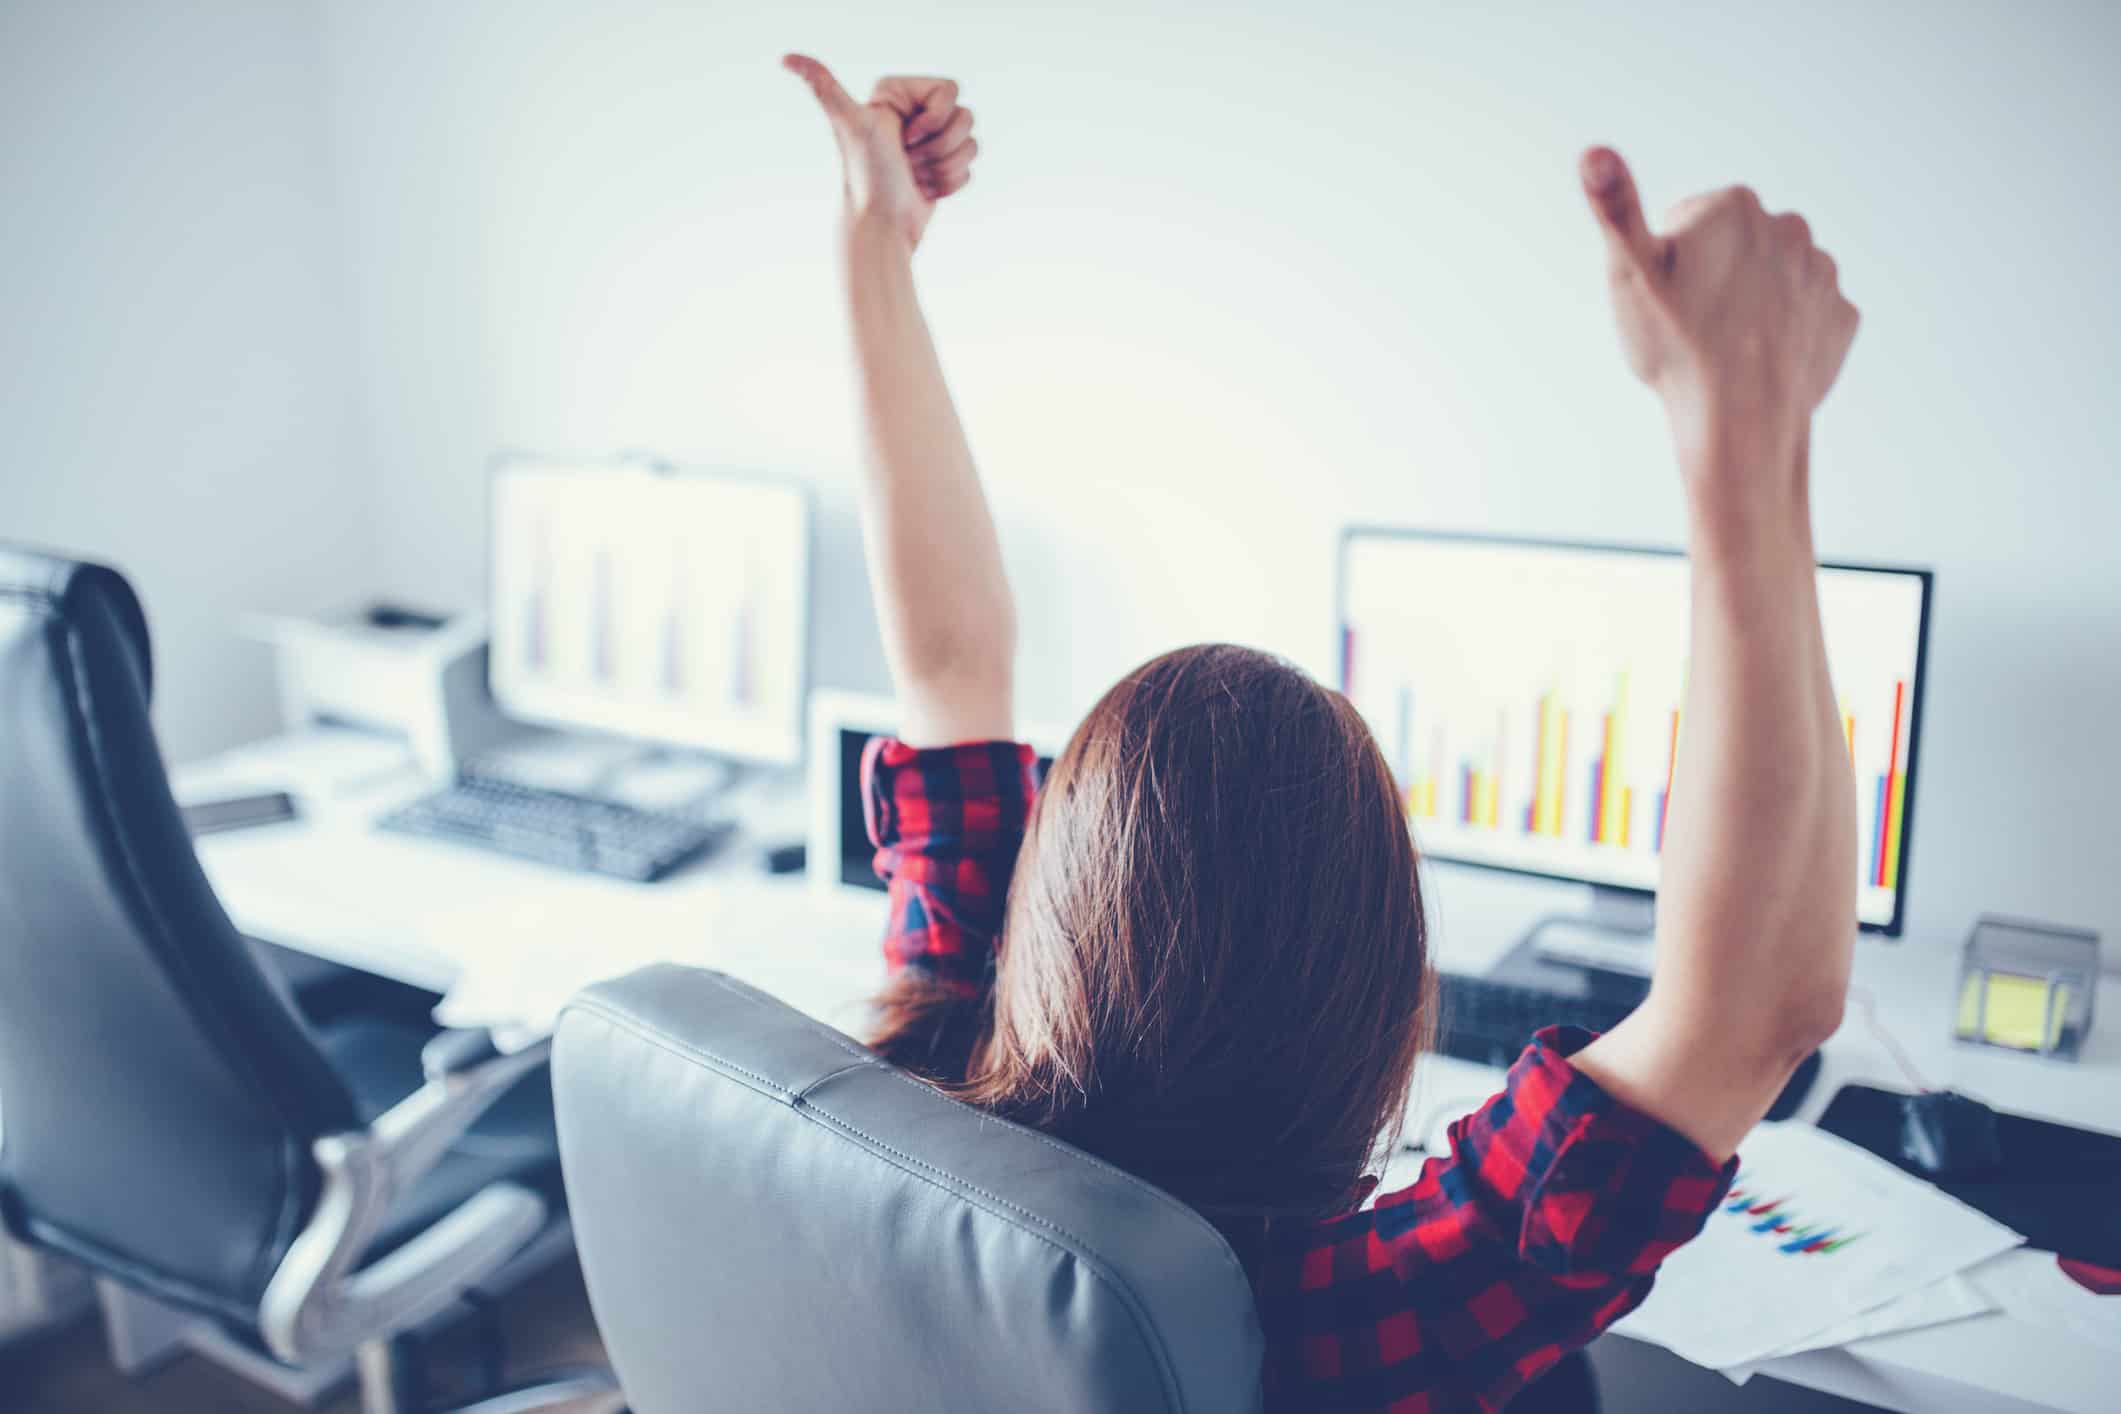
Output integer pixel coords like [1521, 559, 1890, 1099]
[1337, 529, 1932, 935]
[489, 458, 810, 766]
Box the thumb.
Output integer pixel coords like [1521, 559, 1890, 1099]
[782, 53, 860, 130]
[1580, 146, 1663, 278]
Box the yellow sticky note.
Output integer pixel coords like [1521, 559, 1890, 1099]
[1957, 971, 2068, 1051]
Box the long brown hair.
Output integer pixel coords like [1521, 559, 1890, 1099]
[876, 644, 1432, 1226]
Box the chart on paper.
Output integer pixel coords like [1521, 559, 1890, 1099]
[1719, 1178, 1868, 1255]
[1339, 536, 1926, 926]
[1615, 1123, 2020, 1371]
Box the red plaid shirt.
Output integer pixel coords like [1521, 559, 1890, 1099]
[864, 736, 1734, 1413]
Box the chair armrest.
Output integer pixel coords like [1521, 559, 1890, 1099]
[259, 1035, 553, 1363]
[421, 1026, 503, 1081]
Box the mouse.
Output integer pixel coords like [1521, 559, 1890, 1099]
[1897, 1089, 2004, 1179]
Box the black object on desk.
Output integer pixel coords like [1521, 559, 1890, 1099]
[1819, 1083, 2121, 1268]
[1897, 1089, 2005, 1178]
[1433, 971, 1640, 1068]
[363, 602, 451, 632]
[1435, 928, 1827, 1123]
[1431, 971, 1822, 1123]
[180, 790, 299, 836]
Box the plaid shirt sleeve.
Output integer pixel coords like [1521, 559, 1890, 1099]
[1258, 1026, 1737, 1414]
[862, 736, 1040, 997]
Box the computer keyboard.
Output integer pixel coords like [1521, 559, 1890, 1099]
[377, 775, 729, 882]
[1432, 972, 1643, 1069]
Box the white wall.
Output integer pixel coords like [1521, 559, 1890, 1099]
[0, 0, 373, 760]
[311, 0, 2116, 956]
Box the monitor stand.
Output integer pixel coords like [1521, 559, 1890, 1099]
[1525, 887, 1657, 979]
[1486, 888, 1823, 1120]
[1482, 886, 1655, 1011]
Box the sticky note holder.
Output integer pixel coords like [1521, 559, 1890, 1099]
[1954, 916, 2099, 1060]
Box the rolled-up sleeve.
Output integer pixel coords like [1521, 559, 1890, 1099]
[863, 736, 1039, 997]
[1261, 1026, 1735, 1411]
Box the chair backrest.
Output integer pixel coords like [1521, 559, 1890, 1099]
[0, 547, 355, 1324]
[553, 964, 1265, 1414]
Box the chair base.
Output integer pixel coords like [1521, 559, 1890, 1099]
[94, 1219, 595, 1410]
[356, 1335, 620, 1414]
[98, 1277, 354, 1401]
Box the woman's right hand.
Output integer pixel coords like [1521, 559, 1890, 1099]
[1581, 147, 1859, 523]
[783, 54, 978, 254]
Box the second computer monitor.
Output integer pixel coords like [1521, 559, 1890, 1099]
[489, 458, 810, 766]
[1337, 529, 1930, 935]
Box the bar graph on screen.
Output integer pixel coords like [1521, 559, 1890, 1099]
[1338, 532, 1930, 931]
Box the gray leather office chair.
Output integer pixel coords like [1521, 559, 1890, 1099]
[0, 547, 614, 1413]
[554, 963, 1265, 1413]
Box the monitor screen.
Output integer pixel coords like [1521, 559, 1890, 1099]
[1338, 530, 1930, 934]
[489, 459, 809, 765]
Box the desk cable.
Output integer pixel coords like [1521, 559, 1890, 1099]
[1850, 985, 1931, 1093]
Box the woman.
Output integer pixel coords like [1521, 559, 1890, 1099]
[784, 53, 1860, 1412]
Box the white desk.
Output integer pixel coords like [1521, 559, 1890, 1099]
[177, 728, 893, 1034]
[179, 729, 2120, 1414]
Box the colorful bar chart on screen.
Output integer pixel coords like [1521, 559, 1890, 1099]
[1339, 534, 1928, 928]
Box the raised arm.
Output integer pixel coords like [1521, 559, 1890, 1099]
[1569, 149, 1862, 1162]
[785, 55, 1014, 747]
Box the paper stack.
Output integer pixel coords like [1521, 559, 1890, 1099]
[1968, 1248, 2121, 1358]
[1616, 1122, 2022, 1378]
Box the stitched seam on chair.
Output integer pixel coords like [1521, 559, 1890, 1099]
[792, 1059, 873, 1101]
[700, 971, 879, 1066]
[564, 999, 1195, 1412]
[568, 980, 892, 1104]
[56, 621, 307, 1295]
[565, 997, 795, 1102]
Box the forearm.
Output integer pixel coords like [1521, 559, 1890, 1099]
[842, 216, 1015, 745]
[1575, 439, 1856, 1159]
[1663, 466, 1856, 1035]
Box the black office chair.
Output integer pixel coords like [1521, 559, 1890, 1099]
[0, 547, 614, 1413]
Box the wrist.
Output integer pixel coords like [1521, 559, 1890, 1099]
[1671, 406, 1812, 543]
[1667, 391, 1801, 473]
[1687, 501, 1815, 589]
[1685, 490, 1817, 601]
[840, 209, 916, 265]
[1679, 447, 1815, 568]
